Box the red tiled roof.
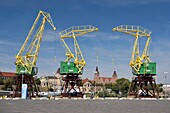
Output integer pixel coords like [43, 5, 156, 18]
[0, 72, 16, 77]
[82, 78, 89, 83]
[91, 80, 94, 82]
[82, 78, 95, 84]
[90, 80, 95, 84]
[97, 77, 114, 83]
[108, 78, 112, 81]
[101, 77, 106, 81]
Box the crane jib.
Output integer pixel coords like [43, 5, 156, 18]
[15, 10, 56, 76]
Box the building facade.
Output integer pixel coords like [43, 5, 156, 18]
[0, 71, 16, 79]
[82, 66, 118, 93]
[39, 68, 62, 91]
[94, 66, 117, 85]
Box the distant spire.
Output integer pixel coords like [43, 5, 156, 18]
[94, 66, 100, 77]
[56, 68, 60, 74]
[96, 66, 98, 72]
[112, 71, 117, 78]
[95, 66, 99, 74]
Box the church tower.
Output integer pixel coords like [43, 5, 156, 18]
[94, 66, 100, 82]
[94, 66, 99, 77]
[112, 71, 118, 82]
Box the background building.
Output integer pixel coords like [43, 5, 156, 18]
[162, 84, 170, 98]
[82, 66, 118, 93]
[39, 68, 62, 92]
[94, 66, 117, 85]
[0, 71, 16, 79]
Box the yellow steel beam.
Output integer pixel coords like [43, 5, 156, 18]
[59, 25, 98, 73]
[112, 25, 151, 74]
[15, 10, 56, 74]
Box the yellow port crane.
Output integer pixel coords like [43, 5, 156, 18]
[15, 10, 56, 76]
[113, 25, 156, 75]
[59, 25, 98, 75]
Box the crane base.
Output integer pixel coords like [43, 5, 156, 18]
[60, 74, 83, 98]
[13, 75, 39, 98]
[128, 75, 159, 98]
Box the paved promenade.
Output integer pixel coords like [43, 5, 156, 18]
[0, 99, 170, 113]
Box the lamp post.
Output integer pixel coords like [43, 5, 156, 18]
[20, 70, 25, 85]
[164, 72, 168, 98]
[94, 81, 96, 97]
[46, 76, 49, 98]
[53, 72, 56, 99]
[20, 70, 25, 99]
[22, 73, 24, 85]
[103, 83, 105, 99]
[164, 72, 168, 85]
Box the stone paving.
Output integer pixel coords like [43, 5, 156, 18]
[0, 99, 170, 113]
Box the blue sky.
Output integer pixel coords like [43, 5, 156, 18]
[0, 0, 170, 83]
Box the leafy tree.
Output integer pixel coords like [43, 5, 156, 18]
[115, 78, 130, 96]
[96, 83, 103, 86]
[0, 78, 3, 85]
[111, 83, 119, 93]
[93, 78, 131, 97]
[157, 83, 163, 92]
[97, 90, 110, 97]
[105, 78, 130, 97]
[105, 83, 113, 89]
[2, 78, 15, 91]
[35, 79, 41, 85]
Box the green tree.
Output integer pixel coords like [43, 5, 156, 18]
[97, 90, 110, 97]
[2, 78, 15, 91]
[115, 78, 130, 96]
[157, 83, 163, 92]
[105, 83, 113, 89]
[111, 83, 119, 94]
[35, 79, 41, 85]
[0, 78, 3, 85]
[105, 78, 130, 97]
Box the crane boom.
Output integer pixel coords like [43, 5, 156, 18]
[15, 10, 56, 76]
[113, 25, 156, 75]
[59, 25, 98, 74]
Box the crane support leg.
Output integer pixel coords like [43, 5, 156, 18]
[61, 75, 83, 98]
[13, 75, 39, 98]
[128, 75, 159, 98]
